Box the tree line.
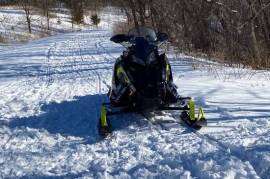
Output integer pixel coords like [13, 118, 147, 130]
[1, 0, 269, 68]
[110, 0, 270, 69]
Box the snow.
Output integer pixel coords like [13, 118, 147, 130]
[0, 7, 270, 179]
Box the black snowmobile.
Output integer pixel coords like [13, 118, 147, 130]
[99, 27, 206, 137]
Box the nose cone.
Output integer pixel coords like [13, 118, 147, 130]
[134, 37, 154, 60]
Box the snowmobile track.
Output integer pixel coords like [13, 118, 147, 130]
[142, 112, 260, 177]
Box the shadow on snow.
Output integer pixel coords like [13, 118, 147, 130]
[7, 94, 144, 144]
[7, 94, 103, 144]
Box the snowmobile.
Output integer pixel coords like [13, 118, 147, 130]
[99, 27, 206, 137]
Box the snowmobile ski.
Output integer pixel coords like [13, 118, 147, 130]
[179, 99, 207, 130]
[98, 98, 207, 137]
[180, 111, 207, 130]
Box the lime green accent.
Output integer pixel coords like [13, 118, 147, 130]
[100, 105, 108, 127]
[188, 98, 196, 121]
[197, 107, 205, 120]
[166, 64, 170, 82]
[117, 66, 131, 84]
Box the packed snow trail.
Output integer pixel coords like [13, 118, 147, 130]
[0, 28, 270, 178]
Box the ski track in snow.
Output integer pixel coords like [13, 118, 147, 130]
[0, 27, 270, 178]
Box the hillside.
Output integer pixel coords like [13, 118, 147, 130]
[0, 6, 270, 179]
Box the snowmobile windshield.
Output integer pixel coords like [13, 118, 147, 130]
[128, 27, 157, 43]
[128, 27, 158, 64]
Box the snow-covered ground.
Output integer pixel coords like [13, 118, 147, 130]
[0, 10, 270, 179]
[0, 6, 124, 43]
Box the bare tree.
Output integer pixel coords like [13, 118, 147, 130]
[18, 0, 36, 34]
[66, 0, 84, 26]
[128, 0, 139, 29]
[41, 0, 55, 30]
[110, 0, 270, 69]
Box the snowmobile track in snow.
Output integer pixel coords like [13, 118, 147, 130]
[141, 109, 261, 178]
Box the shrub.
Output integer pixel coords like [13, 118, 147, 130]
[91, 14, 101, 27]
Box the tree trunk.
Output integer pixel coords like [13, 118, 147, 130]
[250, 20, 261, 66]
[26, 9, 31, 33]
[47, 11, 50, 30]
[258, 0, 270, 46]
[128, 0, 139, 30]
[136, 0, 145, 26]
[46, 0, 50, 30]
[27, 17, 31, 33]
[123, 6, 132, 24]
[248, 0, 262, 67]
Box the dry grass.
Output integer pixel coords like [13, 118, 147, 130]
[0, 35, 6, 43]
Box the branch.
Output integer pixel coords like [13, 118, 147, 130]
[238, 2, 270, 29]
